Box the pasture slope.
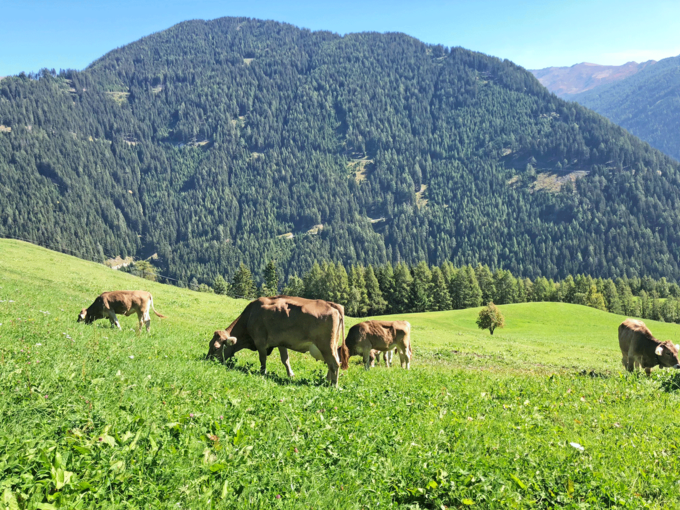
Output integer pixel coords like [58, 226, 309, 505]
[2, 239, 680, 509]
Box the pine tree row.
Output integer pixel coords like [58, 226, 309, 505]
[192, 260, 680, 323]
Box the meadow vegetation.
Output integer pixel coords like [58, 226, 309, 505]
[2, 239, 680, 509]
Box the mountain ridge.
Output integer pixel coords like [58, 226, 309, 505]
[530, 60, 656, 98]
[2, 17, 680, 283]
[570, 54, 680, 161]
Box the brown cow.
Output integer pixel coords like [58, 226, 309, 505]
[618, 318, 680, 375]
[78, 291, 166, 332]
[369, 348, 397, 368]
[206, 296, 345, 385]
[340, 320, 412, 370]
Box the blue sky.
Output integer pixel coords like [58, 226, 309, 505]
[2, 0, 680, 76]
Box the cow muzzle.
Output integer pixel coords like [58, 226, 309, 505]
[673, 364, 680, 369]
[226, 336, 237, 346]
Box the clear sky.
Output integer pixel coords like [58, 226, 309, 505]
[2, 0, 680, 76]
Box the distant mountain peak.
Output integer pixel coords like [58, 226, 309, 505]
[530, 60, 656, 98]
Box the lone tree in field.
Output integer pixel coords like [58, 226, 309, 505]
[476, 302, 505, 335]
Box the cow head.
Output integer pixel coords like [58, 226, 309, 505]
[206, 330, 238, 361]
[654, 341, 680, 369]
[77, 308, 98, 324]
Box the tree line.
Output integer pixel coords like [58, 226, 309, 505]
[185, 259, 680, 323]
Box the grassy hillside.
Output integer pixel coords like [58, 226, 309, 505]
[2, 239, 680, 509]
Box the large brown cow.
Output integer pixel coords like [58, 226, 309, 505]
[77, 291, 166, 332]
[206, 296, 345, 385]
[619, 318, 680, 375]
[340, 320, 412, 370]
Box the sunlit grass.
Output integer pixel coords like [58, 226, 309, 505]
[2, 239, 680, 509]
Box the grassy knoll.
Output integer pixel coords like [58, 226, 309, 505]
[2, 239, 680, 509]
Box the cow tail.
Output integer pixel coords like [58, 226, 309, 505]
[339, 315, 350, 370]
[151, 297, 167, 318]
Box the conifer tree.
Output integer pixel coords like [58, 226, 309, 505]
[392, 263, 413, 313]
[639, 290, 650, 318]
[616, 278, 635, 315]
[430, 266, 452, 311]
[231, 263, 256, 299]
[661, 297, 677, 323]
[264, 260, 279, 295]
[651, 293, 662, 321]
[559, 275, 576, 303]
[347, 265, 369, 316]
[365, 266, 387, 315]
[586, 284, 607, 311]
[450, 269, 469, 310]
[283, 275, 305, 297]
[328, 263, 350, 307]
[376, 263, 396, 313]
[493, 269, 517, 305]
[475, 264, 495, 304]
[409, 261, 432, 313]
[212, 275, 229, 295]
[602, 280, 622, 314]
[465, 266, 483, 308]
[303, 263, 324, 300]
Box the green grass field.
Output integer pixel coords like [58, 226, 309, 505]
[2, 239, 680, 509]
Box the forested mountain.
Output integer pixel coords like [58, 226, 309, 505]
[2, 17, 680, 284]
[531, 60, 655, 98]
[572, 54, 680, 161]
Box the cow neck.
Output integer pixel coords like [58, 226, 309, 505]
[225, 315, 241, 336]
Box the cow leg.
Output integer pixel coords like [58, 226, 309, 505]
[258, 348, 268, 375]
[369, 350, 377, 368]
[398, 346, 411, 369]
[279, 347, 295, 378]
[315, 345, 339, 386]
[363, 349, 372, 370]
[143, 310, 151, 333]
[107, 310, 121, 330]
[385, 349, 393, 368]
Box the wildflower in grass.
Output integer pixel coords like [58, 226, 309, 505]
[570, 442, 584, 451]
[219, 415, 223, 420]
[294, 447, 298, 453]
[276, 495, 281, 499]
[129, 355, 134, 359]
[190, 413, 194, 418]
[35, 343, 42, 346]
[44, 395, 48, 399]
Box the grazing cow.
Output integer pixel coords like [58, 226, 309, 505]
[340, 320, 412, 370]
[77, 291, 166, 332]
[369, 347, 397, 368]
[206, 296, 345, 385]
[618, 318, 680, 375]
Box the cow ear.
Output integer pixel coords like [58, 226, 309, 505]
[655, 345, 664, 356]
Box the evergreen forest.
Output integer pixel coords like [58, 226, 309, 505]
[2, 17, 680, 284]
[188, 258, 680, 325]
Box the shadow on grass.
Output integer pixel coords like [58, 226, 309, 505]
[202, 357, 330, 387]
[659, 370, 680, 392]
